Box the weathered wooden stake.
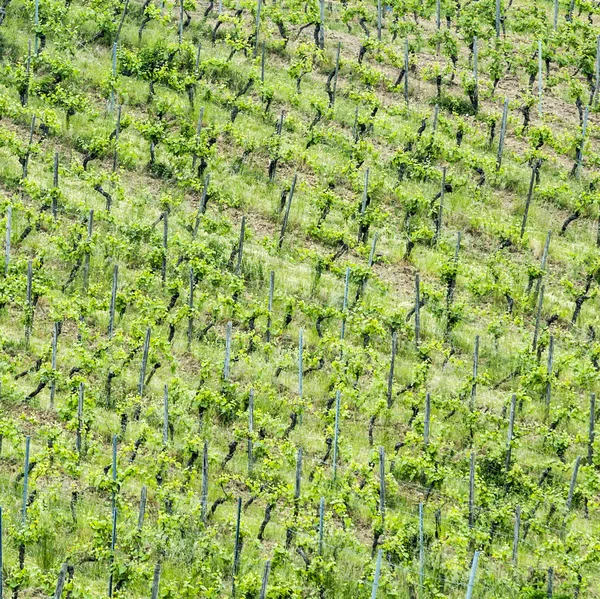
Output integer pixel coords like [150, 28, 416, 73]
[505, 394, 516, 473]
[370, 549, 382, 599]
[5, 205, 11, 275]
[34, 0, 39, 53]
[259, 561, 271, 599]
[53, 563, 68, 599]
[138, 486, 147, 531]
[387, 332, 397, 409]
[248, 389, 254, 475]
[266, 270, 274, 342]
[231, 497, 242, 597]
[543, 335, 554, 416]
[566, 456, 581, 512]
[424, 392, 431, 448]
[473, 37, 478, 111]
[223, 321, 232, 380]
[285, 447, 303, 547]
[331, 42, 341, 108]
[107, 507, 117, 598]
[512, 505, 521, 565]
[201, 441, 208, 523]
[22, 116, 35, 179]
[415, 273, 420, 347]
[191, 108, 204, 175]
[379, 446, 386, 523]
[24, 260, 33, 348]
[404, 38, 409, 104]
[319, 0, 325, 48]
[340, 267, 350, 340]
[163, 385, 169, 445]
[532, 285, 544, 352]
[520, 164, 537, 239]
[193, 174, 210, 237]
[109, 43, 117, 112]
[547, 567, 554, 598]
[188, 267, 194, 348]
[419, 502, 425, 595]
[433, 167, 446, 244]
[151, 561, 161, 599]
[138, 328, 151, 396]
[235, 216, 245, 275]
[553, 0, 558, 30]
[357, 168, 370, 244]
[593, 35, 600, 106]
[114, 0, 130, 44]
[50, 321, 58, 407]
[82, 210, 94, 293]
[465, 551, 480, 599]
[468, 451, 475, 529]
[496, 98, 509, 170]
[53, 153, 59, 217]
[112, 434, 117, 510]
[161, 211, 168, 284]
[76, 383, 84, 457]
[495, 0, 501, 36]
[360, 233, 378, 297]
[298, 328, 303, 402]
[575, 105, 589, 178]
[377, 0, 382, 40]
[538, 40, 543, 117]
[21, 436, 30, 525]
[278, 174, 297, 249]
[470, 336, 479, 414]
[318, 497, 325, 555]
[112, 106, 121, 177]
[534, 231, 551, 298]
[254, 0, 262, 57]
[108, 265, 118, 340]
[589, 393, 596, 466]
[352, 107, 359, 142]
[333, 390, 341, 478]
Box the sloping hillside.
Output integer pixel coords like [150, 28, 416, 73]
[1, 0, 600, 596]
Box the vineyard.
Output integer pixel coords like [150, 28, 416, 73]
[2, 0, 600, 596]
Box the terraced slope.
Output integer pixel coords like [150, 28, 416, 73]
[1, 0, 600, 597]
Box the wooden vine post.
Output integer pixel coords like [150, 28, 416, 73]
[512, 505, 521, 565]
[589, 393, 596, 466]
[108, 264, 118, 339]
[465, 551, 481, 599]
[201, 441, 208, 523]
[266, 270, 274, 342]
[138, 328, 151, 396]
[386, 331, 397, 409]
[4, 205, 11, 276]
[505, 394, 517, 474]
[50, 321, 58, 407]
[333, 390, 341, 479]
[231, 497, 242, 597]
[496, 98, 509, 170]
[278, 174, 297, 249]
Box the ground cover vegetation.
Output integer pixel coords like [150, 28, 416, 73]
[1, 0, 600, 596]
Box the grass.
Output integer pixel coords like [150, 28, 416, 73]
[0, 0, 599, 597]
